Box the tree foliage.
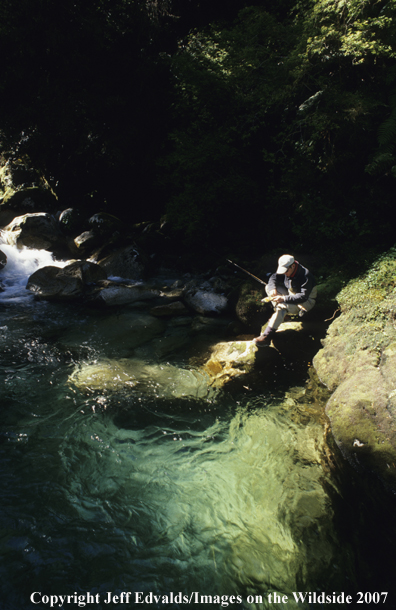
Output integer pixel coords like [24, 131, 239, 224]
[160, 0, 396, 253]
[0, 0, 395, 256]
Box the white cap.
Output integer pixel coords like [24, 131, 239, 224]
[277, 254, 294, 274]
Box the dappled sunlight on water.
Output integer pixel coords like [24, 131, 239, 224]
[0, 349, 346, 609]
[1, 244, 396, 609]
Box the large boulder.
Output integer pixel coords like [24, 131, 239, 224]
[313, 247, 396, 489]
[2, 213, 61, 250]
[87, 212, 122, 236]
[26, 260, 106, 300]
[58, 208, 85, 236]
[73, 230, 101, 254]
[70, 213, 123, 256]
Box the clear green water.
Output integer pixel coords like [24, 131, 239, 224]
[1, 247, 396, 610]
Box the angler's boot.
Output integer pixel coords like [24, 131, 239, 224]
[253, 327, 275, 347]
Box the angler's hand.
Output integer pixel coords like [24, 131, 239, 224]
[261, 289, 281, 303]
[261, 289, 278, 303]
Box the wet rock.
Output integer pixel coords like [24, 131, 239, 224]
[73, 230, 101, 254]
[87, 280, 159, 306]
[58, 208, 84, 236]
[2, 212, 61, 250]
[26, 260, 106, 300]
[96, 244, 147, 280]
[88, 212, 122, 236]
[184, 289, 228, 315]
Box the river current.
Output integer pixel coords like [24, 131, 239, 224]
[1, 242, 396, 610]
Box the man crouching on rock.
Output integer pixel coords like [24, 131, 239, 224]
[253, 254, 317, 347]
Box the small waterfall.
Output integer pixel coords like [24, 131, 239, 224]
[0, 233, 63, 304]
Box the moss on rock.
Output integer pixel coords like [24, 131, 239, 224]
[313, 246, 396, 489]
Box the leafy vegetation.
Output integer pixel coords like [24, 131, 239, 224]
[337, 246, 396, 313]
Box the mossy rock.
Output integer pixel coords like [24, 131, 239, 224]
[314, 245, 396, 489]
[325, 366, 396, 487]
[235, 282, 267, 328]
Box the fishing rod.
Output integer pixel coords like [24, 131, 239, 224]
[226, 259, 268, 287]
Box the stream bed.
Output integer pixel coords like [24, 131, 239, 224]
[1, 243, 396, 609]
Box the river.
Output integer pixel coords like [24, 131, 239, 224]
[1, 241, 396, 609]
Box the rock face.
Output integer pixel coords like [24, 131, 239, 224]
[313, 247, 396, 489]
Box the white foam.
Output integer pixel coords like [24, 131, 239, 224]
[0, 237, 66, 304]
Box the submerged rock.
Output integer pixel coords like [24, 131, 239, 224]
[222, 405, 338, 594]
[69, 357, 213, 400]
[58, 310, 166, 358]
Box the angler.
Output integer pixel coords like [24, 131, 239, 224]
[253, 254, 317, 347]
